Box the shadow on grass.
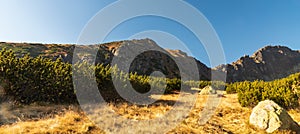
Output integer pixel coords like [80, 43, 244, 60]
[99, 88, 187, 107]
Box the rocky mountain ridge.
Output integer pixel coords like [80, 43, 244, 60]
[215, 45, 300, 82]
[0, 40, 299, 82]
[0, 39, 211, 80]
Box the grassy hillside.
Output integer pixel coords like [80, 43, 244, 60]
[0, 42, 74, 57]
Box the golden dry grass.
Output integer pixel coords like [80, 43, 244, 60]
[0, 94, 299, 134]
[0, 111, 103, 134]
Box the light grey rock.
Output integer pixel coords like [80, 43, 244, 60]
[249, 100, 300, 133]
[199, 86, 217, 95]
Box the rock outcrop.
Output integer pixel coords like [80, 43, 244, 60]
[111, 39, 210, 80]
[215, 46, 300, 82]
[249, 100, 300, 133]
[198, 86, 216, 95]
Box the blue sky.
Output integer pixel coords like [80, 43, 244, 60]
[0, 0, 299, 67]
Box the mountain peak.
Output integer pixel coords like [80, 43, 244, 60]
[253, 45, 292, 56]
[251, 45, 299, 63]
[216, 45, 300, 82]
[165, 49, 188, 57]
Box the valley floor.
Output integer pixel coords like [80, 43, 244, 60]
[0, 94, 299, 134]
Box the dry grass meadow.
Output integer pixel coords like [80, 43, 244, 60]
[0, 93, 299, 134]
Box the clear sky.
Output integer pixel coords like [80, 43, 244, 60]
[0, 0, 299, 67]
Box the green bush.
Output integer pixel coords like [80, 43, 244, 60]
[0, 48, 199, 104]
[0, 48, 75, 104]
[235, 74, 300, 109]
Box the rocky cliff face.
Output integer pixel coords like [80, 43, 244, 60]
[166, 49, 211, 80]
[215, 46, 300, 82]
[103, 39, 210, 80]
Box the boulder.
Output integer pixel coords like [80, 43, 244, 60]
[199, 86, 216, 95]
[249, 100, 300, 133]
